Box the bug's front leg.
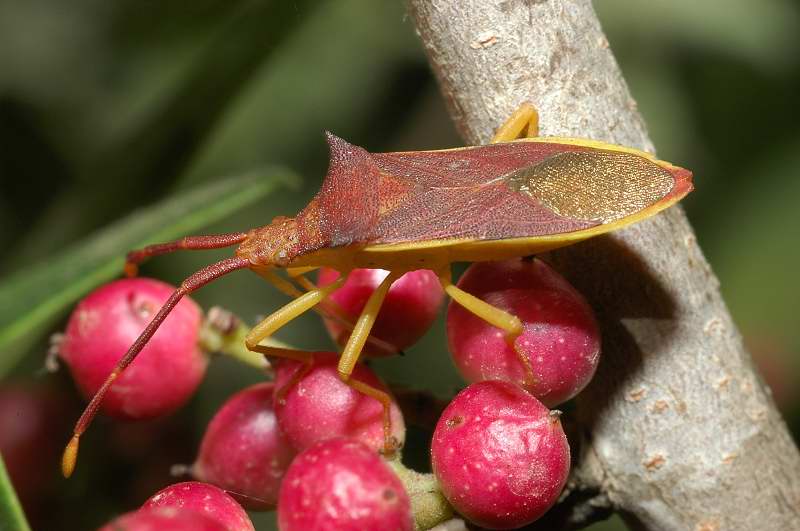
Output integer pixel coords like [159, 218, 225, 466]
[437, 268, 536, 387]
[490, 102, 540, 143]
[289, 273, 371, 349]
[256, 268, 356, 334]
[245, 274, 346, 399]
[336, 271, 402, 455]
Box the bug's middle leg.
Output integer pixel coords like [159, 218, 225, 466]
[336, 271, 402, 454]
[491, 102, 540, 143]
[437, 268, 536, 386]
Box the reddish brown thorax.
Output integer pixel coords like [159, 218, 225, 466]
[236, 133, 382, 267]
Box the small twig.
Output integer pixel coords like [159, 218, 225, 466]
[199, 306, 273, 373]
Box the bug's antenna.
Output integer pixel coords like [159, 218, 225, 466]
[124, 232, 248, 277]
[62, 256, 251, 478]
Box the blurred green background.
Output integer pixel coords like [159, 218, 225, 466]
[0, 1, 798, 529]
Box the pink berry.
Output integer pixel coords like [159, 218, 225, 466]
[141, 481, 254, 531]
[447, 258, 600, 407]
[278, 438, 413, 531]
[431, 381, 570, 529]
[317, 268, 444, 356]
[273, 352, 405, 453]
[98, 507, 227, 531]
[59, 278, 207, 419]
[193, 382, 295, 510]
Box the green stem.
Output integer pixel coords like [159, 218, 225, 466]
[0, 453, 31, 531]
[387, 458, 453, 531]
[199, 306, 292, 373]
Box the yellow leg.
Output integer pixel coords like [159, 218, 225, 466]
[256, 268, 305, 299]
[491, 102, 540, 143]
[244, 275, 345, 351]
[290, 271, 400, 357]
[291, 274, 357, 337]
[438, 269, 522, 336]
[257, 268, 350, 333]
[257, 268, 351, 328]
[337, 271, 401, 378]
[256, 268, 357, 341]
[438, 269, 535, 385]
[286, 266, 319, 278]
[248, 344, 315, 404]
[336, 271, 401, 454]
[348, 377, 399, 454]
[246, 340, 317, 402]
[292, 274, 322, 294]
[245, 275, 345, 404]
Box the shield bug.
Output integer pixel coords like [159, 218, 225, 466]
[61, 102, 693, 476]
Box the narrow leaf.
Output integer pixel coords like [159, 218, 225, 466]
[0, 453, 30, 531]
[0, 168, 296, 375]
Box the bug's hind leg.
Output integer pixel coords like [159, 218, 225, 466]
[490, 102, 540, 143]
[248, 343, 316, 404]
[125, 232, 248, 276]
[437, 269, 536, 387]
[336, 271, 402, 454]
[244, 275, 346, 400]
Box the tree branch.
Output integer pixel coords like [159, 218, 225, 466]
[406, 1, 800, 530]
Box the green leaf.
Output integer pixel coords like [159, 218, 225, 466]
[704, 137, 800, 352]
[6, 1, 320, 269]
[0, 168, 296, 375]
[0, 453, 30, 531]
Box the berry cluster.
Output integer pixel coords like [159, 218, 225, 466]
[57, 257, 600, 529]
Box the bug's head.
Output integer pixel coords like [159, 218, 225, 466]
[236, 215, 300, 268]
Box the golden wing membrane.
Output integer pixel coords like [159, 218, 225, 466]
[507, 149, 676, 223]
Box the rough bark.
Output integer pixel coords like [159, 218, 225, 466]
[405, 2, 800, 530]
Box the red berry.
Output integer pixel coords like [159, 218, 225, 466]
[273, 352, 405, 452]
[431, 381, 570, 529]
[59, 278, 207, 419]
[0, 383, 65, 510]
[98, 507, 227, 531]
[141, 481, 254, 531]
[447, 258, 600, 407]
[193, 382, 295, 510]
[278, 438, 413, 531]
[317, 268, 443, 356]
